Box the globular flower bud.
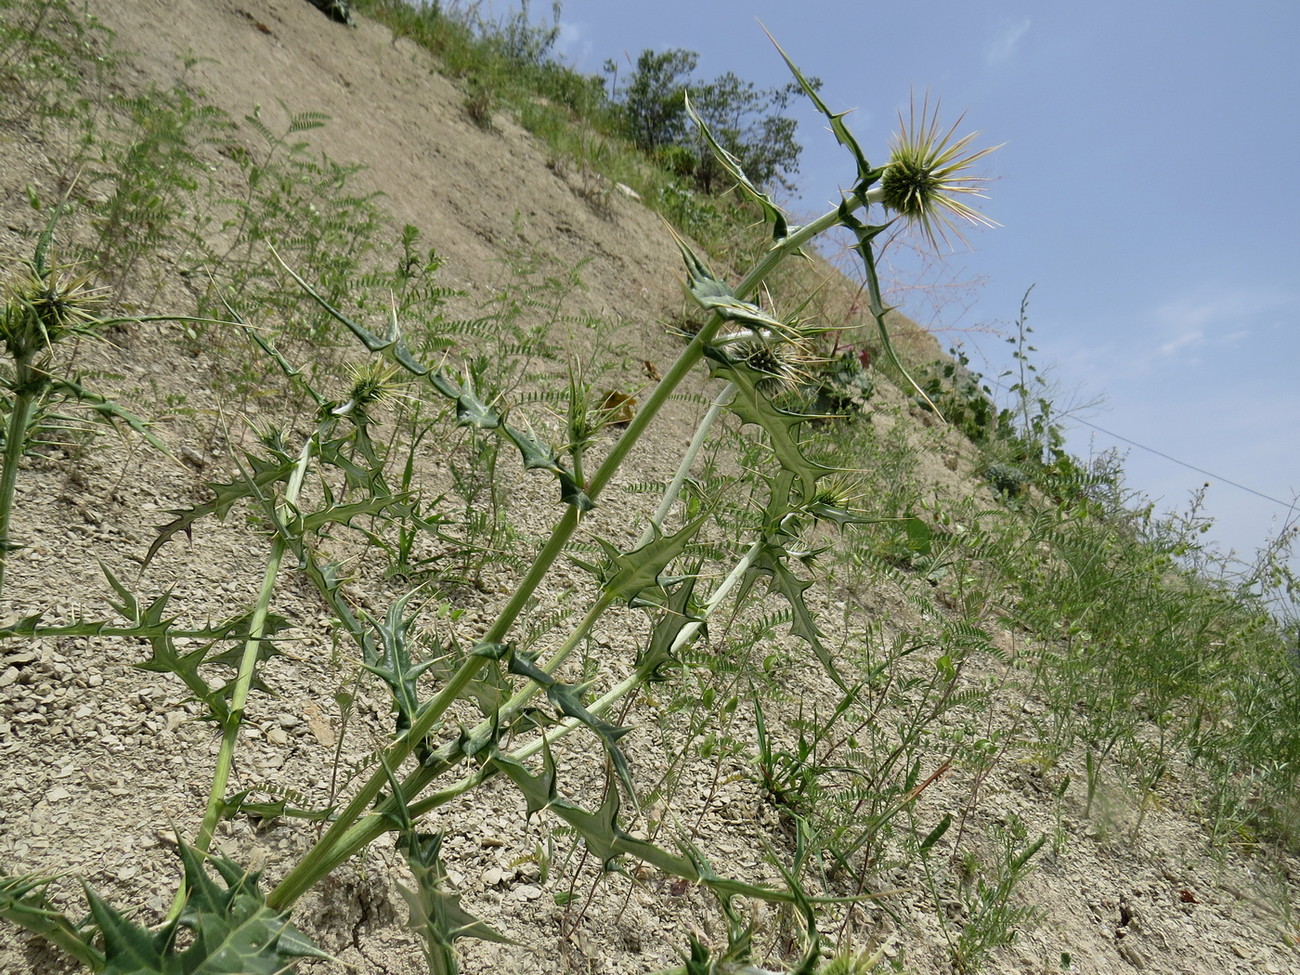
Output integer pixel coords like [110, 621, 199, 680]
[876, 93, 1001, 250]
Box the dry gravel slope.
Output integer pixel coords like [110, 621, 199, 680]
[1, 1, 1298, 974]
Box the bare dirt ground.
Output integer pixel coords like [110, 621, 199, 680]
[1, 2, 1298, 973]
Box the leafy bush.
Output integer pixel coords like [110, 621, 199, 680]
[609, 47, 813, 192]
[802, 348, 875, 416]
[984, 462, 1029, 499]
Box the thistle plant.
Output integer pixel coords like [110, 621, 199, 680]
[0, 241, 108, 600]
[0, 210, 231, 602]
[0, 40, 999, 974]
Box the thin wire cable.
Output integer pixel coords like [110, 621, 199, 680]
[1067, 416, 1295, 511]
[976, 368, 1295, 512]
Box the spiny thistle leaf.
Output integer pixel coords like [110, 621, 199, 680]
[276, 254, 592, 511]
[734, 481, 845, 691]
[0, 873, 103, 970]
[497, 737, 559, 820]
[145, 456, 298, 565]
[667, 229, 791, 338]
[102, 562, 175, 630]
[398, 831, 515, 975]
[276, 253, 433, 378]
[637, 570, 707, 681]
[65, 567, 289, 723]
[428, 641, 514, 720]
[754, 546, 843, 690]
[200, 611, 292, 671]
[83, 842, 329, 974]
[704, 351, 834, 501]
[506, 651, 634, 795]
[297, 496, 412, 535]
[217, 789, 334, 824]
[84, 885, 179, 975]
[490, 747, 691, 874]
[450, 375, 499, 430]
[360, 592, 441, 743]
[315, 438, 387, 496]
[48, 377, 172, 457]
[490, 750, 818, 909]
[502, 423, 594, 511]
[576, 516, 709, 609]
[176, 842, 330, 972]
[764, 27, 873, 184]
[134, 609, 290, 724]
[684, 91, 790, 242]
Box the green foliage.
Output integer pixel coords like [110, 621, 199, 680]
[306, 0, 353, 25]
[949, 818, 1046, 973]
[984, 462, 1029, 499]
[803, 349, 875, 416]
[86, 73, 230, 296]
[0, 213, 204, 598]
[610, 47, 812, 192]
[0, 843, 328, 975]
[614, 48, 698, 152]
[86, 842, 329, 974]
[913, 349, 1002, 442]
[0, 872, 102, 969]
[398, 831, 514, 975]
[0, 0, 111, 133]
[202, 104, 385, 346]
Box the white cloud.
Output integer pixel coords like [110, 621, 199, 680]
[1151, 287, 1291, 334]
[1137, 285, 1300, 365]
[556, 21, 590, 63]
[985, 18, 1031, 66]
[1159, 329, 1204, 356]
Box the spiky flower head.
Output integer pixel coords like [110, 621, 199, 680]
[331, 362, 404, 421]
[807, 471, 866, 525]
[2, 261, 108, 359]
[878, 92, 1000, 250]
[732, 334, 822, 396]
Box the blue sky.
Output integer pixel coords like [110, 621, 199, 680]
[541, 0, 1299, 570]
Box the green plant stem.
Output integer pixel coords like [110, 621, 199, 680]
[193, 438, 314, 852]
[407, 538, 766, 821]
[643, 383, 734, 543]
[268, 340, 707, 907]
[0, 383, 38, 602]
[271, 323, 721, 908]
[454, 592, 617, 744]
[159, 437, 314, 925]
[520, 540, 765, 759]
[269, 198, 859, 910]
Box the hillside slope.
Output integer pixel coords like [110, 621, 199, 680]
[1, 2, 1297, 974]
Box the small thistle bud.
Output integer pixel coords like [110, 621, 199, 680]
[808, 472, 865, 524]
[2, 262, 107, 360]
[346, 362, 401, 409]
[331, 363, 404, 420]
[735, 336, 820, 395]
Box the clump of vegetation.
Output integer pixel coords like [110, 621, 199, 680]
[605, 46, 813, 193]
[983, 462, 1029, 498]
[800, 348, 876, 416]
[0, 207, 231, 600]
[354, 0, 816, 250]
